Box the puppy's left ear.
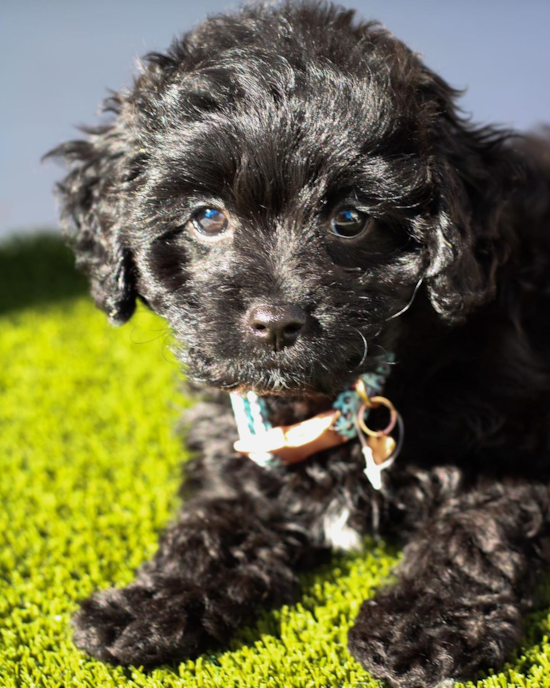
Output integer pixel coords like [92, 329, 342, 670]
[419, 70, 522, 323]
[47, 95, 138, 325]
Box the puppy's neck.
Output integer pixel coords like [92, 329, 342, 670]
[260, 395, 334, 427]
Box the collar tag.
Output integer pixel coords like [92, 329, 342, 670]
[362, 445, 387, 490]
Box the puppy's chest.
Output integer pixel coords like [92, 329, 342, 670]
[320, 501, 364, 552]
[275, 442, 374, 550]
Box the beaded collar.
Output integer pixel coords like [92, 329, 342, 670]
[230, 354, 403, 490]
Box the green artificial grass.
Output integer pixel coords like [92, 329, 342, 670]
[3, 235, 550, 687]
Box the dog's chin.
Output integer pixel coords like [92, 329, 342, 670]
[184, 350, 365, 398]
[195, 368, 338, 398]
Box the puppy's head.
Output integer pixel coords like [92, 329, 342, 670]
[50, 1, 516, 396]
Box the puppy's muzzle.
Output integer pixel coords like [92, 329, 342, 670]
[245, 303, 307, 352]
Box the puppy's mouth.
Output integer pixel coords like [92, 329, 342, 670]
[183, 346, 375, 398]
[223, 373, 329, 398]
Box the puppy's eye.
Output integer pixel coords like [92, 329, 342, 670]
[330, 208, 371, 239]
[190, 208, 229, 238]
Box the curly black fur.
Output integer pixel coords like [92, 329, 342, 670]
[48, 2, 550, 686]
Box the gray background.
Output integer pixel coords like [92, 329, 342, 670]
[2, 0, 549, 238]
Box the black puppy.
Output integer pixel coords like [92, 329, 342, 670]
[50, 2, 550, 686]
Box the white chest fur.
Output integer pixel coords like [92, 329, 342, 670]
[322, 504, 363, 552]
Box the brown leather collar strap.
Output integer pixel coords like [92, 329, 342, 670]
[234, 409, 348, 464]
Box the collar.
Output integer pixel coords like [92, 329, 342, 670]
[230, 353, 403, 490]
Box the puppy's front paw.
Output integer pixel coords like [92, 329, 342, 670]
[73, 584, 202, 666]
[348, 583, 521, 688]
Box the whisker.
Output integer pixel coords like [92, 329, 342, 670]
[385, 275, 424, 321]
[350, 328, 368, 372]
[371, 343, 399, 364]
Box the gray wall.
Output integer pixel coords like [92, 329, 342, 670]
[2, 0, 549, 237]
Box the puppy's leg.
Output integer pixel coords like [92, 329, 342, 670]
[72, 491, 316, 666]
[349, 480, 550, 688]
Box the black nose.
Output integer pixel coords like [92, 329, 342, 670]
[245, 303, 307, 351]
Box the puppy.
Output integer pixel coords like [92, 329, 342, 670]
[50, 2, 550, 686]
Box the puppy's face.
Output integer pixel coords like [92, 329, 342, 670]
[132, 60, 428, 395]
[53, 3, 511, 396]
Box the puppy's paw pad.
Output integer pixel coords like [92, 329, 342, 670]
[348, 589, 459, 688]
[72, 586, 154, 664]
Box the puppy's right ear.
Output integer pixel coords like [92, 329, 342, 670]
[47, 97, 137, 325]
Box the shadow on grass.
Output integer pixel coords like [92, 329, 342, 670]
[0, 232, 89, 315]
